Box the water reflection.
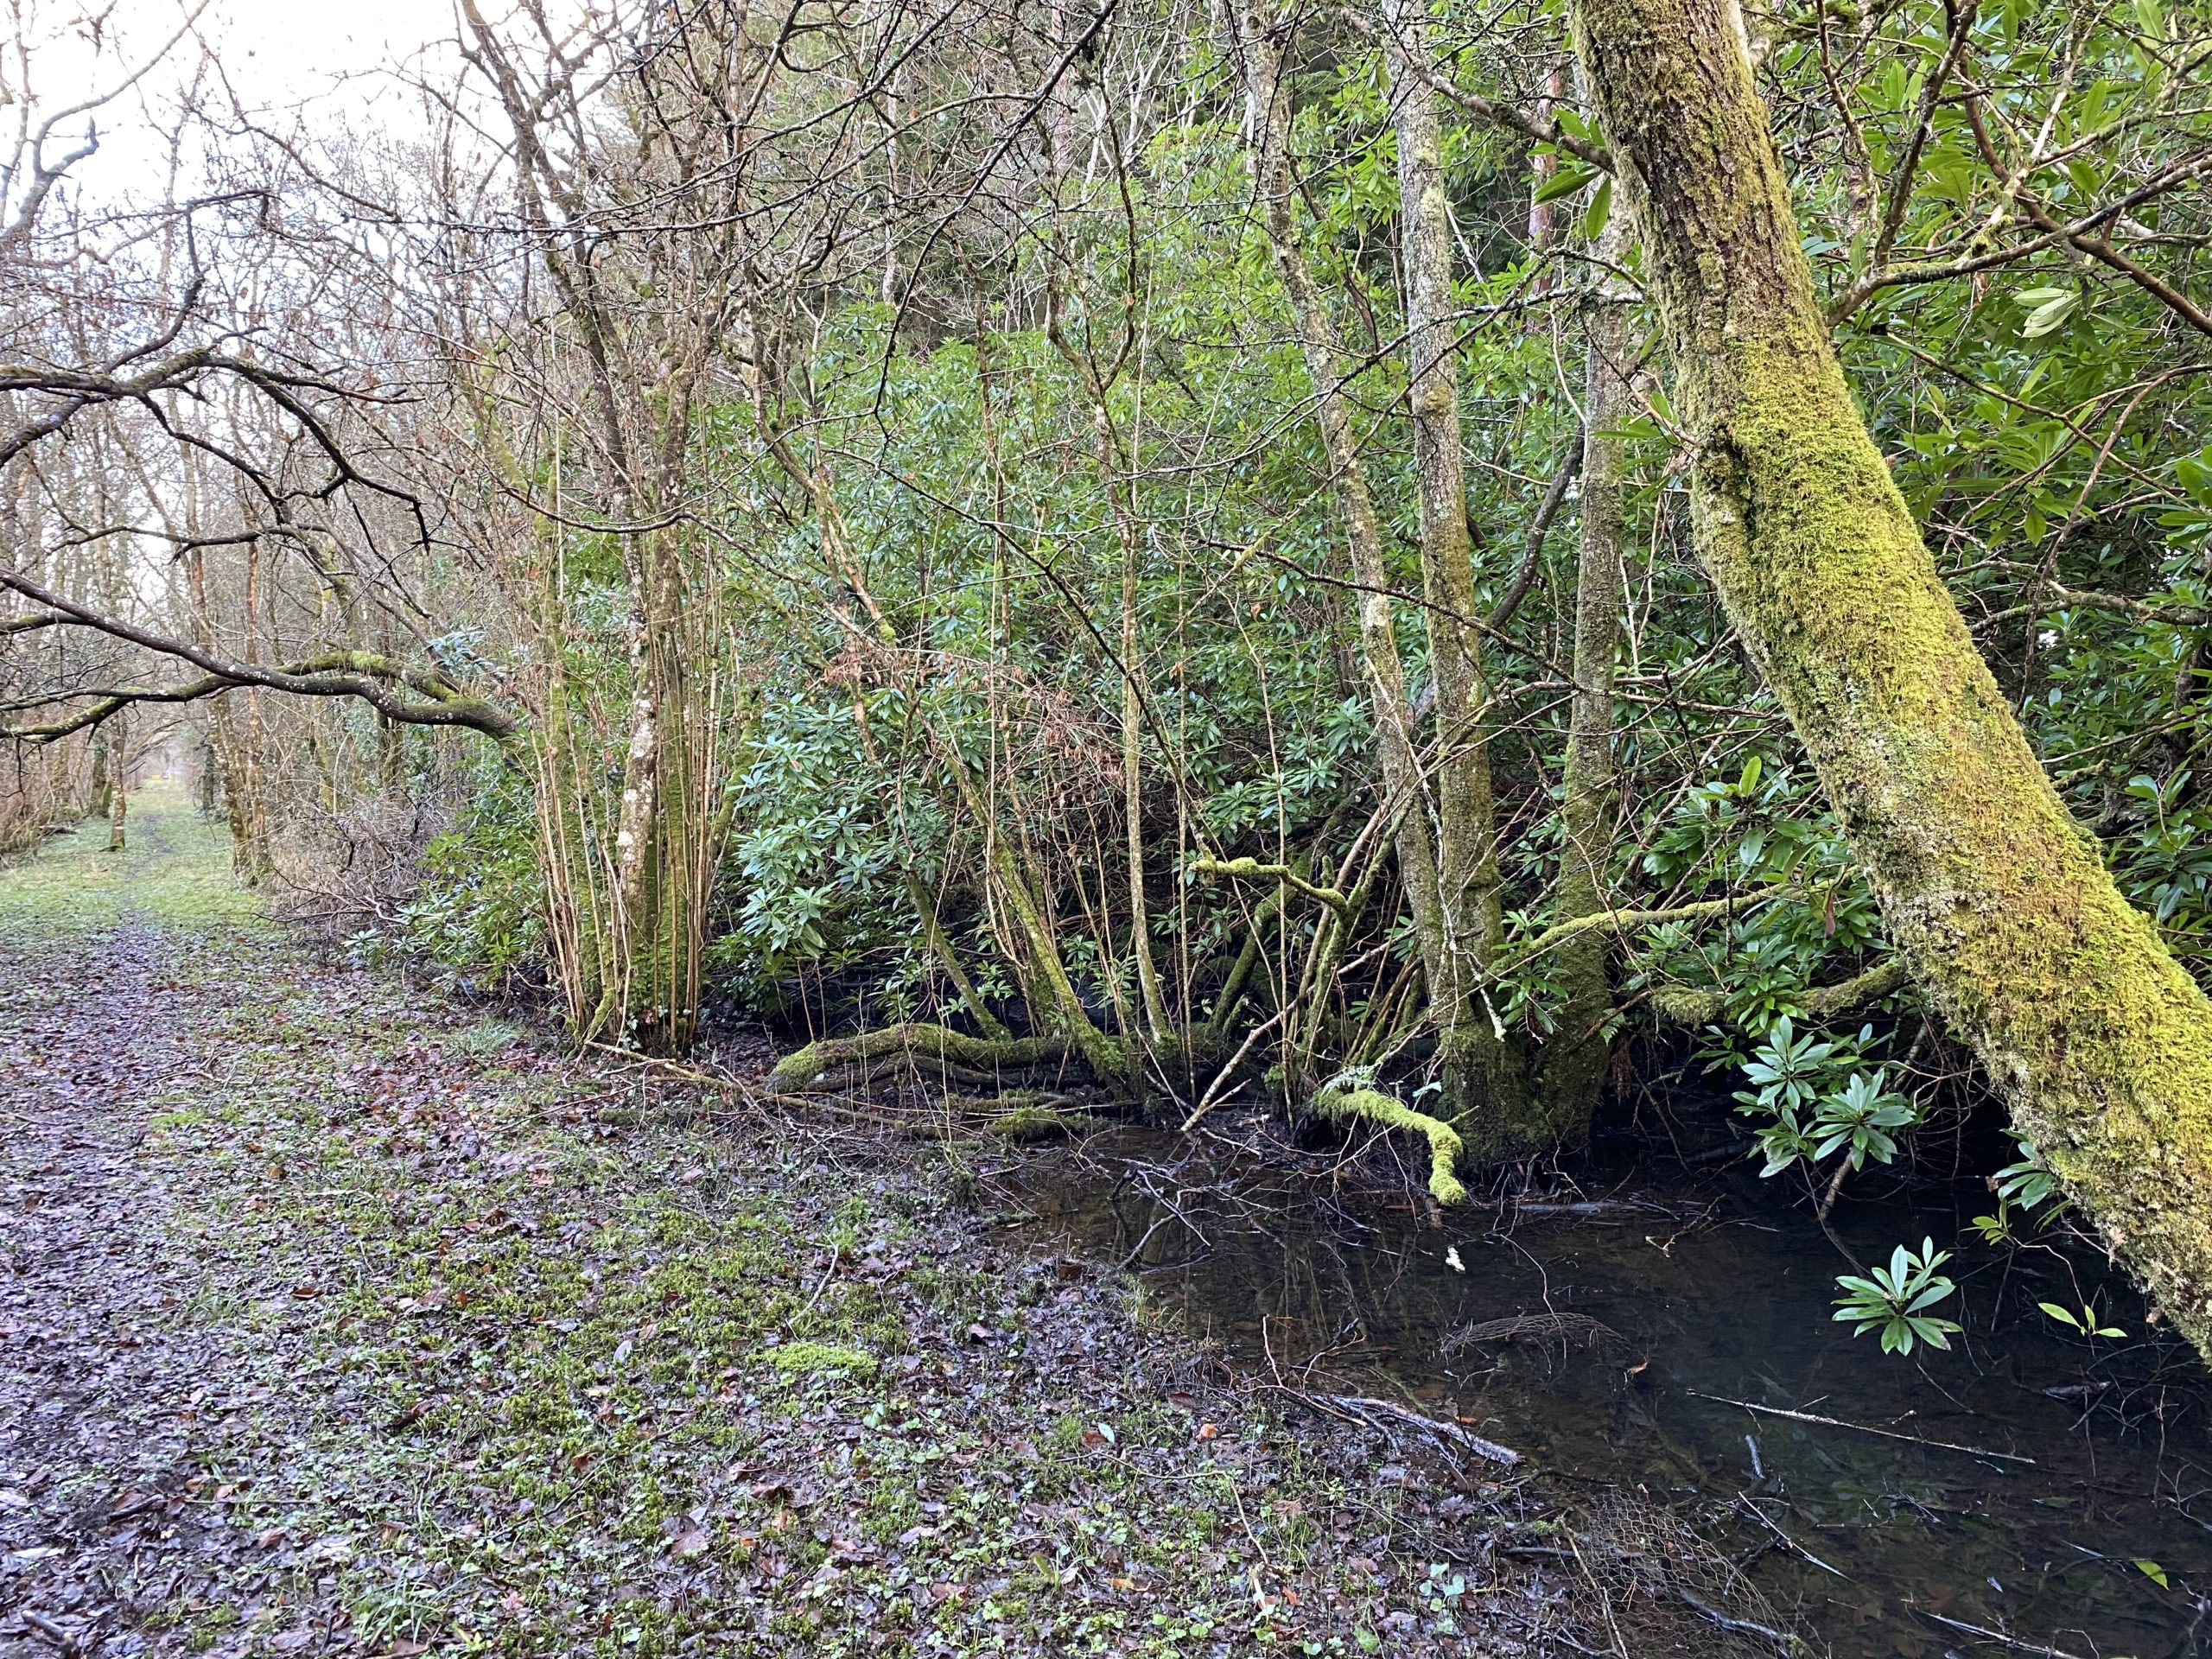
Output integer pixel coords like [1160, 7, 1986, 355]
[1005, 1122, 2209, 1657]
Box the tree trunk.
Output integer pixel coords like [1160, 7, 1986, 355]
[378, 712, 409, 802]
[87, 727, 111, 819]
[1383, 0, 1528, 1147]
[1122, 519, 1172, 1046]
[1233, 1, 1456, 1106]
[1573, 0, 2212, 1359]
[105, 711, 127, 852]
[1541, 213, 1632, 1141]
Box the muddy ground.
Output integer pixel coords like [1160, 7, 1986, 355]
[0, 797, 1688, 1657]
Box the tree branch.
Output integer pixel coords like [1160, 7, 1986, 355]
[0, 569, 517, 740]
[1192, 855, 1352, 916]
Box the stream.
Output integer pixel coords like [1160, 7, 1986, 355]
[1003, 1113, 2210, 1657]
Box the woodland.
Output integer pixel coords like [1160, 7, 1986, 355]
[4, 0, 2212, 1649]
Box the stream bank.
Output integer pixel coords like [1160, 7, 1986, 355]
[999, 1112, 2209, 1658]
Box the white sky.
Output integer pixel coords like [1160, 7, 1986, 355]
[14, 0, 471, 207]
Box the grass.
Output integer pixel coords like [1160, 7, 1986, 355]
[0, 780, 264, 940]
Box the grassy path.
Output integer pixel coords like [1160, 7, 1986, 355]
[0, 794, 1509, 1658]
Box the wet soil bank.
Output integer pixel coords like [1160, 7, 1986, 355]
[1001, 1112, 2211, 1659]
[3, 798, 1673, 1659]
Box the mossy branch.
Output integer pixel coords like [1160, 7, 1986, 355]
[1503, 887, 1801, 971]
[1192, 855, 1351, 917]
[767, 1022, 1081, 1094]
[1314, 1080, 1467, 1205]
[0, 652, 518, 741]
[1649, 957, 1913, 1029]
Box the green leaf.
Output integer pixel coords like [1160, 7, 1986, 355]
[2138, 1559, 2171, 1588]
[1584, 175, 1613, 242]
[2176, 451, 2212, 504]
[1534, 163, 1597, 204]
[2020, 289, 2081, 339]
[2134, 0, 2166, 39]
[2039, 1300, 2084, 1331]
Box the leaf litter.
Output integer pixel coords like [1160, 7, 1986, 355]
[0, 806, 1751, 1656]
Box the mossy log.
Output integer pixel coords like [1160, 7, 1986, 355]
[1314, 1082, 1468, 1205]
[768, 1023, 1081, 1094]
[1576, 0, 2212, 1358]
[768, 1021, 1238, 1108]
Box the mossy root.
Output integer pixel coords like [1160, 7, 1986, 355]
[1315, 1083, 1468, 1205]
[767, 1022, 1079, 1094]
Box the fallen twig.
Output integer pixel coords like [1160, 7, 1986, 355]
[1306, 1391, 1520, 1465]
[1916, 1611, 2092, 1659]
[1692, 1393, 2036, 1465]
[794, 1243, 842, 1328]
[583, 1040, 760, 1103]
[20, 1611, 78, 1655]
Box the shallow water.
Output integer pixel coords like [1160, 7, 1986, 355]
[1004, 1117, 2210, 1657]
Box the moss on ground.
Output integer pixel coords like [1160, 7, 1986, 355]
[3, 799, 1513, 1657]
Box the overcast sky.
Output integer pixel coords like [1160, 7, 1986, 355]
[16, 0, 472, 208]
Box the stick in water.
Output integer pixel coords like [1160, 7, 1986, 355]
[1691, 1393, 2036, 1465]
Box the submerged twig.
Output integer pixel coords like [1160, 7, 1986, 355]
[1916, 1611, 2092, 1659]
[1676, 1587, 1807, 1655]
[1693, 1394, 2036, 1465]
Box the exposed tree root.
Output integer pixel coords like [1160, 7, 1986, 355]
[767, 1023, 1080, 1094]
[1314, 1080, 1468, 1205]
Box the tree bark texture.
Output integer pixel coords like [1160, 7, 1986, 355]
[1541, 214, 1632, 1141]
[105, 710, 126, 852]
[1384, 0, 1528, 1144]
[1573, 0, 2212, 1357]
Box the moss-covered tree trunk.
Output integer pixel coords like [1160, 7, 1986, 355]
[86, 726, 111, 819]
[1574, 0, 2212, 1359]
[1541, 216, 1632, 1142]
[105, 709, 127, 853]
[1383, 0, 1529, 1147]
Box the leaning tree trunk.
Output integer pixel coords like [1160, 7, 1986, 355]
[1573, 0, 2212, 1358]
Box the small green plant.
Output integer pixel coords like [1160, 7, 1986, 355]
[1736, 1015, 1854, 1116]
[1974, 1139, 2063, 1243]
[1736, 1020, 1921, 1179]
[2039, 1300, 2126, 1338]
[1834, 1238, 1961, 1355]
[1807, 1068, 1919, 1170]
[1994, 1139, 2061, 1210]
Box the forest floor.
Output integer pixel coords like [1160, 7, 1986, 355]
[0, 791, 1558, 1659]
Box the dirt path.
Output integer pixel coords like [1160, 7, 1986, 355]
[0, 798, 1530, 1658]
